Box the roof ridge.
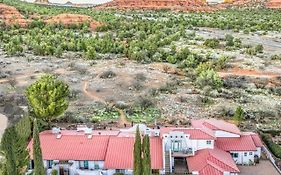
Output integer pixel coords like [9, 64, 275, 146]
[199, 127, 216, 139]
[208, 151, 239, 172]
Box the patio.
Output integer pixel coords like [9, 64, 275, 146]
[238, 160, 280, 175]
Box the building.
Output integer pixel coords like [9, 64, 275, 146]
[27, 120, 263, 175]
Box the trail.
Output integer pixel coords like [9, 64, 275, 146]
[82, 81, 130, 126]
[219, 68, 281, 79]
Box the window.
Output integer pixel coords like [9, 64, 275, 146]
[244, 152, 247, 156]
[47, 160, 53, 169]
[230, 153, 238, 158]
[249, 152, 253, 155]
[206, 140, 212, 145]
[94, 163, 99, 169]
[84, 161, 89, 169]
[29, 160, 34, 170]
[116, 169, 125, 173]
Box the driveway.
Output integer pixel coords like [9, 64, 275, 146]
[238, 160, 280, 175]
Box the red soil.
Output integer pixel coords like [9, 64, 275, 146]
[45, 13, 102, 30]
[0, 3, 30, 27]
[266, 0, 281, 8]
[219, 68, 281, 79]
[95, 0, 221, 12]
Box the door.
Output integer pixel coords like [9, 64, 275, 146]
[173, 141, 181, 152]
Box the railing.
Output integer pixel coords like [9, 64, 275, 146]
[262, 146, 281, 174]
[172, 149, 193, 157]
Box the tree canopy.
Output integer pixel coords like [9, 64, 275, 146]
[26, 74, 70, 121]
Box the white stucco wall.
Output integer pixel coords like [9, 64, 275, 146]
[215, 131, 240, 138]
[163, 132, 214, 153]
[230, 151, 255, 165]
[255, 147, 261, 158]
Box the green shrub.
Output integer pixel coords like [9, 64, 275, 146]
[51, 169, 58, 175]
[196, 69, 223, 89]
[245, 47, 257, 55]
[203, 38, 220, 49]
[255, 44, 264, 53]
[225, 34, 234, 47]
[271, 54, 281, 60]
[261, 133, 281, 159]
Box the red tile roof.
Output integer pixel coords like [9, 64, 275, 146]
[28, 131, 110, 160]
[243, 132, 263, 147]
[160, 127, 215, 140]
[215, 135, 257, 151]
[191, 119, 241, 135]
[187, 148, 239, 175]
[104, 137, 163, 169]
[104, 137, 134, 169]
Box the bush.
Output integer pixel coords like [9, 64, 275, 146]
[245, 47, 257, 55]
[261, 133, 281, 159]
[225, 34, 234, 46]
[99, 70, 116, 79]
[51, 169, 58, 175]
[255, 44, 264, 53]
[271, 54, 281, 61]
[203, 38, 220, 49]
[196, 69, 223, 89]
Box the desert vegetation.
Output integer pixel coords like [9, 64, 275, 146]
[0, 1, 281, 166]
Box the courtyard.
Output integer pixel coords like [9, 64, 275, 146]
[239, 160, 280, 175]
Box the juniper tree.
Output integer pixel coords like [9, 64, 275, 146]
[133, 126, 142, 175]
[26, 74, 70, 121]
[33, 119, 45, 175]
[142, 135, 151, 175]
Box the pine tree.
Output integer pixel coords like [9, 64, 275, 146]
[142, 135, 151, 175]
[133, 126, 142, 175]
[1, 127, 18, 175]
[26, 74, 70, 121]
[33, 119, 45, 175]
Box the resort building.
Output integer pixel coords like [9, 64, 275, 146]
[27, 119, 263, 175]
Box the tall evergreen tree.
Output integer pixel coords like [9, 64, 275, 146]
[142, 135, 151, 175]
[1, 127, 18, 175]
[33, 119, 45, 175]
[133, 126, 142, 175]
[233, 106, 244, 125]
[15, 116, 32, 174]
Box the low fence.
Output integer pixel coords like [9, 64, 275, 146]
[262, 145, 281, 174]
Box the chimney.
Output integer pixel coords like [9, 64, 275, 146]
[52, 127, 61, 134]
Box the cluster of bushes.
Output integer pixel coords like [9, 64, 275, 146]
[261, 133, 281, 159]
[91, 108, 120, 123]
[203, 38, 220, 49]
[245, 44, 264, 55]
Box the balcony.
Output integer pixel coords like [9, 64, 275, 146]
[172, 149, 193, 157]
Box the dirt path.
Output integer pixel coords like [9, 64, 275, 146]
[219, 68, 281, 79]
[82, 81, 130, 126]
[0, 113, 8, 140]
